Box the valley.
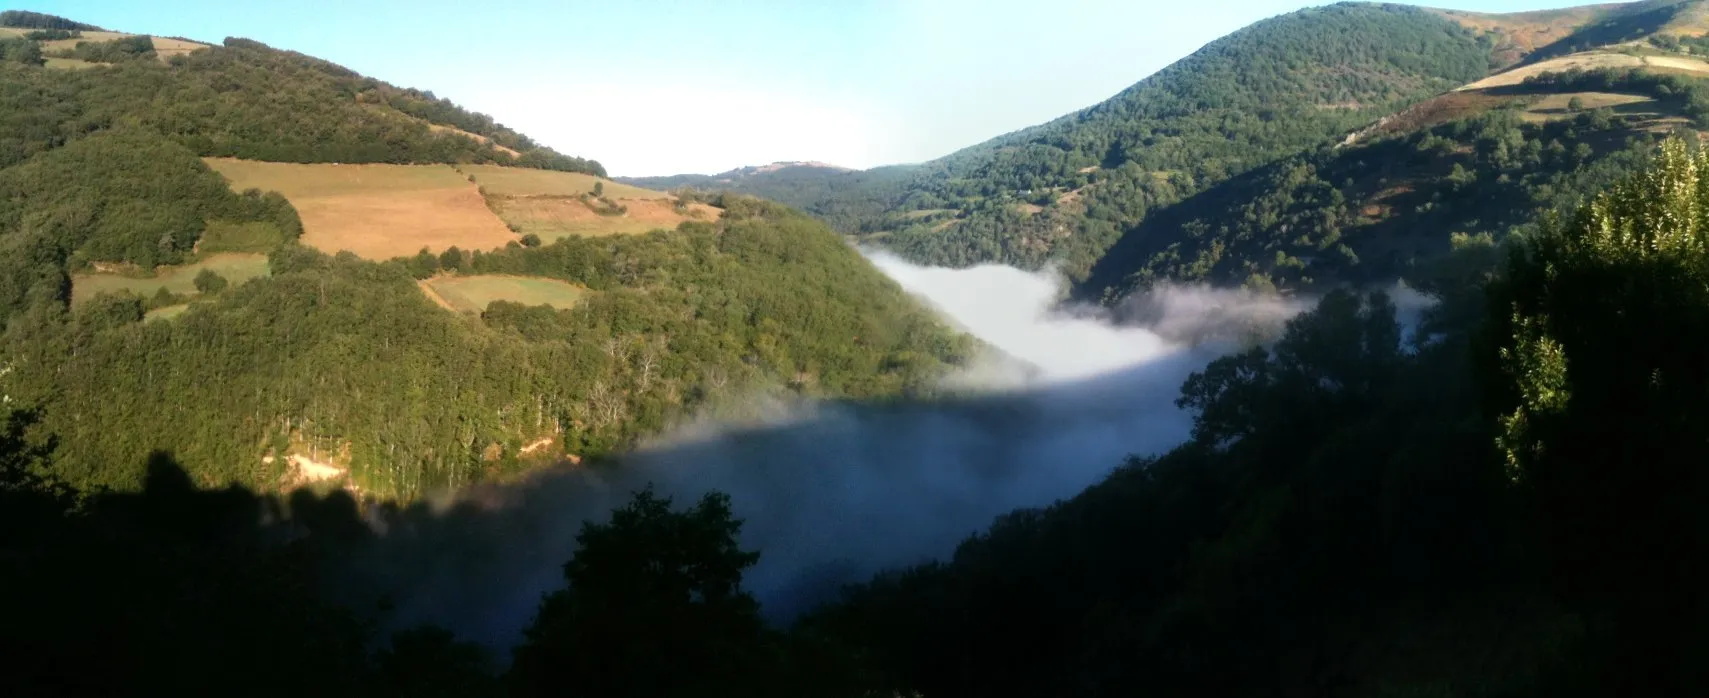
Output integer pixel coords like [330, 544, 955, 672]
[6, 2, 1709, 696]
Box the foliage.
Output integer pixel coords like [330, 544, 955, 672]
[687, 3, 1493, 279]
[192, 268, 228, 294]
[510, 488, 774, 698]
[1487, 138, 1709, 690]
[6, 200, 970, 497]
[23, 28, 78, 40]
[54, 35, 156, 63]
[0, 129, 300, 322]
[0, 10, 102, 31]
[0, 37, 43, 66]
[0, 34, 601, 173]
[1080, 65, 1709, 299]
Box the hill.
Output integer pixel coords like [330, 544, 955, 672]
[0, 12, 972, 497]
[662, 1, 1709, 304]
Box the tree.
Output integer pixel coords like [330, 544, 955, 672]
[0, 37, 43, 66]
[438, 246, 464, 272]
[592, 181, 605, 198]
[519, 233, 541, 248]
[1567, 96, 1586, 111]
[193, 269, 229, 294]
[509, 487, 774, 698]
[1489, 137, 1709, 691]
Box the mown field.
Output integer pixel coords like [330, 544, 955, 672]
[145, 304, 191, 322]
[460, 165, 666, 199]
[1520, 91, 1656, 122]
[457, 164, 719, 241]
[71, 253, 270, 305]
[420, 275, 587, 313]
[206, 159, 516, 260]
[491, 197, 719, 241]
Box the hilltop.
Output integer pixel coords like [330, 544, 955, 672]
[0, 11, 971, 497]
[650, 1, 1709, 302]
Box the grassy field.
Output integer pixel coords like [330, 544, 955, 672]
[199, 220, 292, 254]
[43, 57, 97, 70]
[1521, 92, 1656, 123]
[460, 165, 667, 199]
[71, 253, 270, 305]
[491, 197, 719, 241]
[421, 275, 587, 313]
[206, 159, 516, 260]
[145, 304, 191, 322]
[150, 36, 208, 60]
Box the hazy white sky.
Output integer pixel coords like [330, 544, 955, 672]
[46, 0, 1616, 175]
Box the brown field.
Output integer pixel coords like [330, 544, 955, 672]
[205, 159, 516, 259]
[71, 253, 270, 305]
[1521, 92, 1656, 122]
[1359, 91, 1517, 141]
[491, 197, 718, 241]
[150, 36, 209, 60]
[1461, 52, 1644, 90]
[460, 165, 667, 199]
[421, 275, 587, 314]
[43, 57, 97, 70]
[1464, 52, 1709, 91]
[35, 29, 134, 54]
[1433, 6, 1614, 66]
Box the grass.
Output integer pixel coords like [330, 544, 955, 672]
[491, 197, 718, 242]
[421, 275, 587, 313]
[459, 165, 667, 199]
[205, 158, 516, 260]
[199, 220, 291, 254]
[43, 57, 97, 70]
[1521, 92, 1656, 123]
[71, 253, 270, 305]
[145, 304, 191, 322]
[149, 36, 207, 60]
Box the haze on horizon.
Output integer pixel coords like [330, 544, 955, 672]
[42, 0, 1628, 176]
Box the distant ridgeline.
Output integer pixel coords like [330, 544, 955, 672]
[0, 12, 972, 499]
[643, 1, 1709, 304]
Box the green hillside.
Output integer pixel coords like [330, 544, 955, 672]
[0, 12, 971, 497]
[662, 1, 1709, 306]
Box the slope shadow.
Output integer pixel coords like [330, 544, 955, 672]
[330, 344, 1230, 649]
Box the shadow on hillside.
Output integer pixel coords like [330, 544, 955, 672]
[1518, 3, 1684, 66]
[329, 346, 1230, 648]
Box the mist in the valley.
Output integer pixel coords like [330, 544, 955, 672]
[333, 253, 1317, 649]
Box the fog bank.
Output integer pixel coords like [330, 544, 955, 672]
[340, 255, 1310, 648]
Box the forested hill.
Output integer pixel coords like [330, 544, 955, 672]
[640, 3, 1498, 275]
[648, 1, 1709, 304]
[0, 12, 973, 498]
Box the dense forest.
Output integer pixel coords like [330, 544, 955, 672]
[0, 11, 971, 500]
[0, 29, 602, 174]
[1082, 66, 1709, 299]
[9, 140, 1709, 695]
[639, 3, 1500, 279]
[649, 1, 1709, 311]
[3, 198, 969, 498]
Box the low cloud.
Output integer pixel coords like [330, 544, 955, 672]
[331, 255, 1313, 649]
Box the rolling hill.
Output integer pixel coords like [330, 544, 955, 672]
[646, 0, 1709, 303]
[0, 11, 972, 497]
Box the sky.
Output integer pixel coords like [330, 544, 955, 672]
[33, 0, 1627, 175]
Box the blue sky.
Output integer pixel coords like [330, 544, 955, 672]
[32, 0, 1625, 175]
